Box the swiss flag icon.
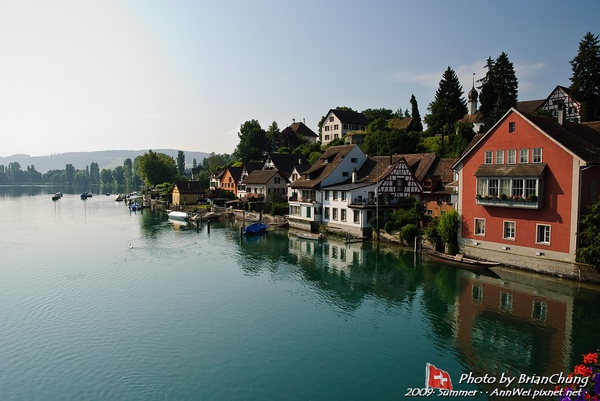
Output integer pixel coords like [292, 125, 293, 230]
[425, 363, 453, 390]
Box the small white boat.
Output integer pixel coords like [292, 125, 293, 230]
[167, 211, 189, 220]
[296, 232, 324, 241]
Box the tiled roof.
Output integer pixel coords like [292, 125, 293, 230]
[429, 158, 458, 183]
[396, 152, 437, 181]
[474, 163, 547, 177]
[524, 113, 600, 163]
[266, 153, 310, 177]
[174, 181, 205, 194]
[226, 166, 243, 181]
[387, 117, 413, 130]
[245, 169, 283, 185]
[285, 122, 318, 138]
[329, 109, 369, 125]
[243, 162, 263, 174]
[461, 110, 485, 124]
[516, 100, 544, 114]
[291, 144, 357, 189]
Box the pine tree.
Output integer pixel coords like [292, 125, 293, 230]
[410, 94, 423, 132]
[570, 32, 600, 122]
[478, 53, 518, 129]
[424, 67, 467, 148]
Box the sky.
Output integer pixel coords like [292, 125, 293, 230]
[0, 0, 598, 158]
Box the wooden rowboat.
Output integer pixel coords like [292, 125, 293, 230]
[424, 249, 500, 270]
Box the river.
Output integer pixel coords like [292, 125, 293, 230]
[0, 186, 598, 400]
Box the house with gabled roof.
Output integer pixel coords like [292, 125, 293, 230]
[172, 181, 205, 207]
[288, 145, 367, 231]
[321, 109, 369, 146]
[280, 120, 319, 146]
[220, 166, 242, 197]
[422, 157, 458, 218]
[321, 155, 422, 237]
[244, 169, 288, 201]
[453, 107, 600, 277]
[209, 170, 224, 191]
[236, 162, 262, 199]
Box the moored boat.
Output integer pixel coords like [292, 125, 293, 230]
[294, 232, 324, 241]
[424, 249, 500, 270]
[243, 222, 268, 235]
[167, 211, 189, 221]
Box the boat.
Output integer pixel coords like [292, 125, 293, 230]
[242, 222, 268, 235]
[80, 192, 90, 200]
[129, 203, 142, 211]
[115, 194, 124, 202]
[200, 211, 220, 221]
[51, 192, 62, 201]
[295, 232, 324, 241]
[167, 211, 189, 221]
[424, 249, 500, 270]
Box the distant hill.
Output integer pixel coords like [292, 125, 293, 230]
[0, 149, 212, 173]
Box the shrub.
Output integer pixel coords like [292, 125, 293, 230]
[384, 221, 396, 234]
[400, 224, 419, 244]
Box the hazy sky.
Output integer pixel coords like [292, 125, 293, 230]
[0, 1, 598, 157]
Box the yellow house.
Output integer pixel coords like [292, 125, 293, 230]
[172, 181, 205, 207]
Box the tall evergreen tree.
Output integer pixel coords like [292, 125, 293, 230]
[265, 121, 281, 152]
[478, 53, 518, 129]
[410, 94, 423, 132]
[570, 32, 600, 122]
[176, 151, 185, 176]
[424, 67, 467, 147]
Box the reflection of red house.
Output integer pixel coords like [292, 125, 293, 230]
[454, 270, 572, 382]
[453, 108, 600, 274]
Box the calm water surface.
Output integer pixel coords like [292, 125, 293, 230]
[1, 186, 599, 401]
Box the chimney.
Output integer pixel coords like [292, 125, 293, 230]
[352, 168, 357, 183]
[292, 118, 295, 124]
[557, 101, 564, 125]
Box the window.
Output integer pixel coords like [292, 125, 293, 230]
[503, 221, 516, 240]
[532, 148, 542, 163]
[325, 135, 330, 141]
[274, 177, 281, 184]
[290, 205, 300, 216]
[341, 192, 346, 201]
[471, 285, 483, 303]
[519, 149, 528, 163]
[342, 171, 349, 177]
[333, 124, 339, 130]
[343, 124, 348, 130]
[512, 179, 524, 198]
[509, 122, 516, 133]
[324, 191, 329, 200]
[351, 157, 358, 163]
[353, 210, 360, 223]
[478, 178, 488, 196]
[507, 149, 516, 164]
[500, 179, 511, 197]
[532, 301, 547, 321]
[341, 209, 346, 221]
[333, 191, 338, 201]
[488, 179, 499, 197]
[484, 151, 493, 164]
[324, 207, 330, 219]
[306, 207, 311, 218]
[525, 179, 537, 198]
[475, 218, 486, 235]
[536, 224, 550, 244]
[329, 116, 334, 122]
[500, 292, 513, 312]
[324, 126, 330, 131]
[332, 208, 338, 220]
[396, 177, 405, 190]
[496, 150, 504, 164]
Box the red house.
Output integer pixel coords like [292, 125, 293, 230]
[453, 107, 600, 277]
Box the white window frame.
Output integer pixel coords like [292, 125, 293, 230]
[507, 149, 516, 164]
[536, 224, 551, 245]
[532, 148, 542, 163]
[484, 151, 493, 164]
[503, 221, 516, 240]
[519, 149, 528, 163]
[474, 218, 486, 236]
[496, 150, 504, 164]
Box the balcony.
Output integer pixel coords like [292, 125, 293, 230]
[476, 195, 542, 209]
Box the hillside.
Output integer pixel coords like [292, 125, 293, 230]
[0, 149, 212, 173]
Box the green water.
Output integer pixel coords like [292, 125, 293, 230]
[0, 186, 598, 400]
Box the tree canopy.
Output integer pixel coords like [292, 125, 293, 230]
[136, 150, 178, 187]
[478, 52, 518, 129]
[424, 67, 467, 145]
[570, 32, 600, 122]
[233, 119, 267, 162]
